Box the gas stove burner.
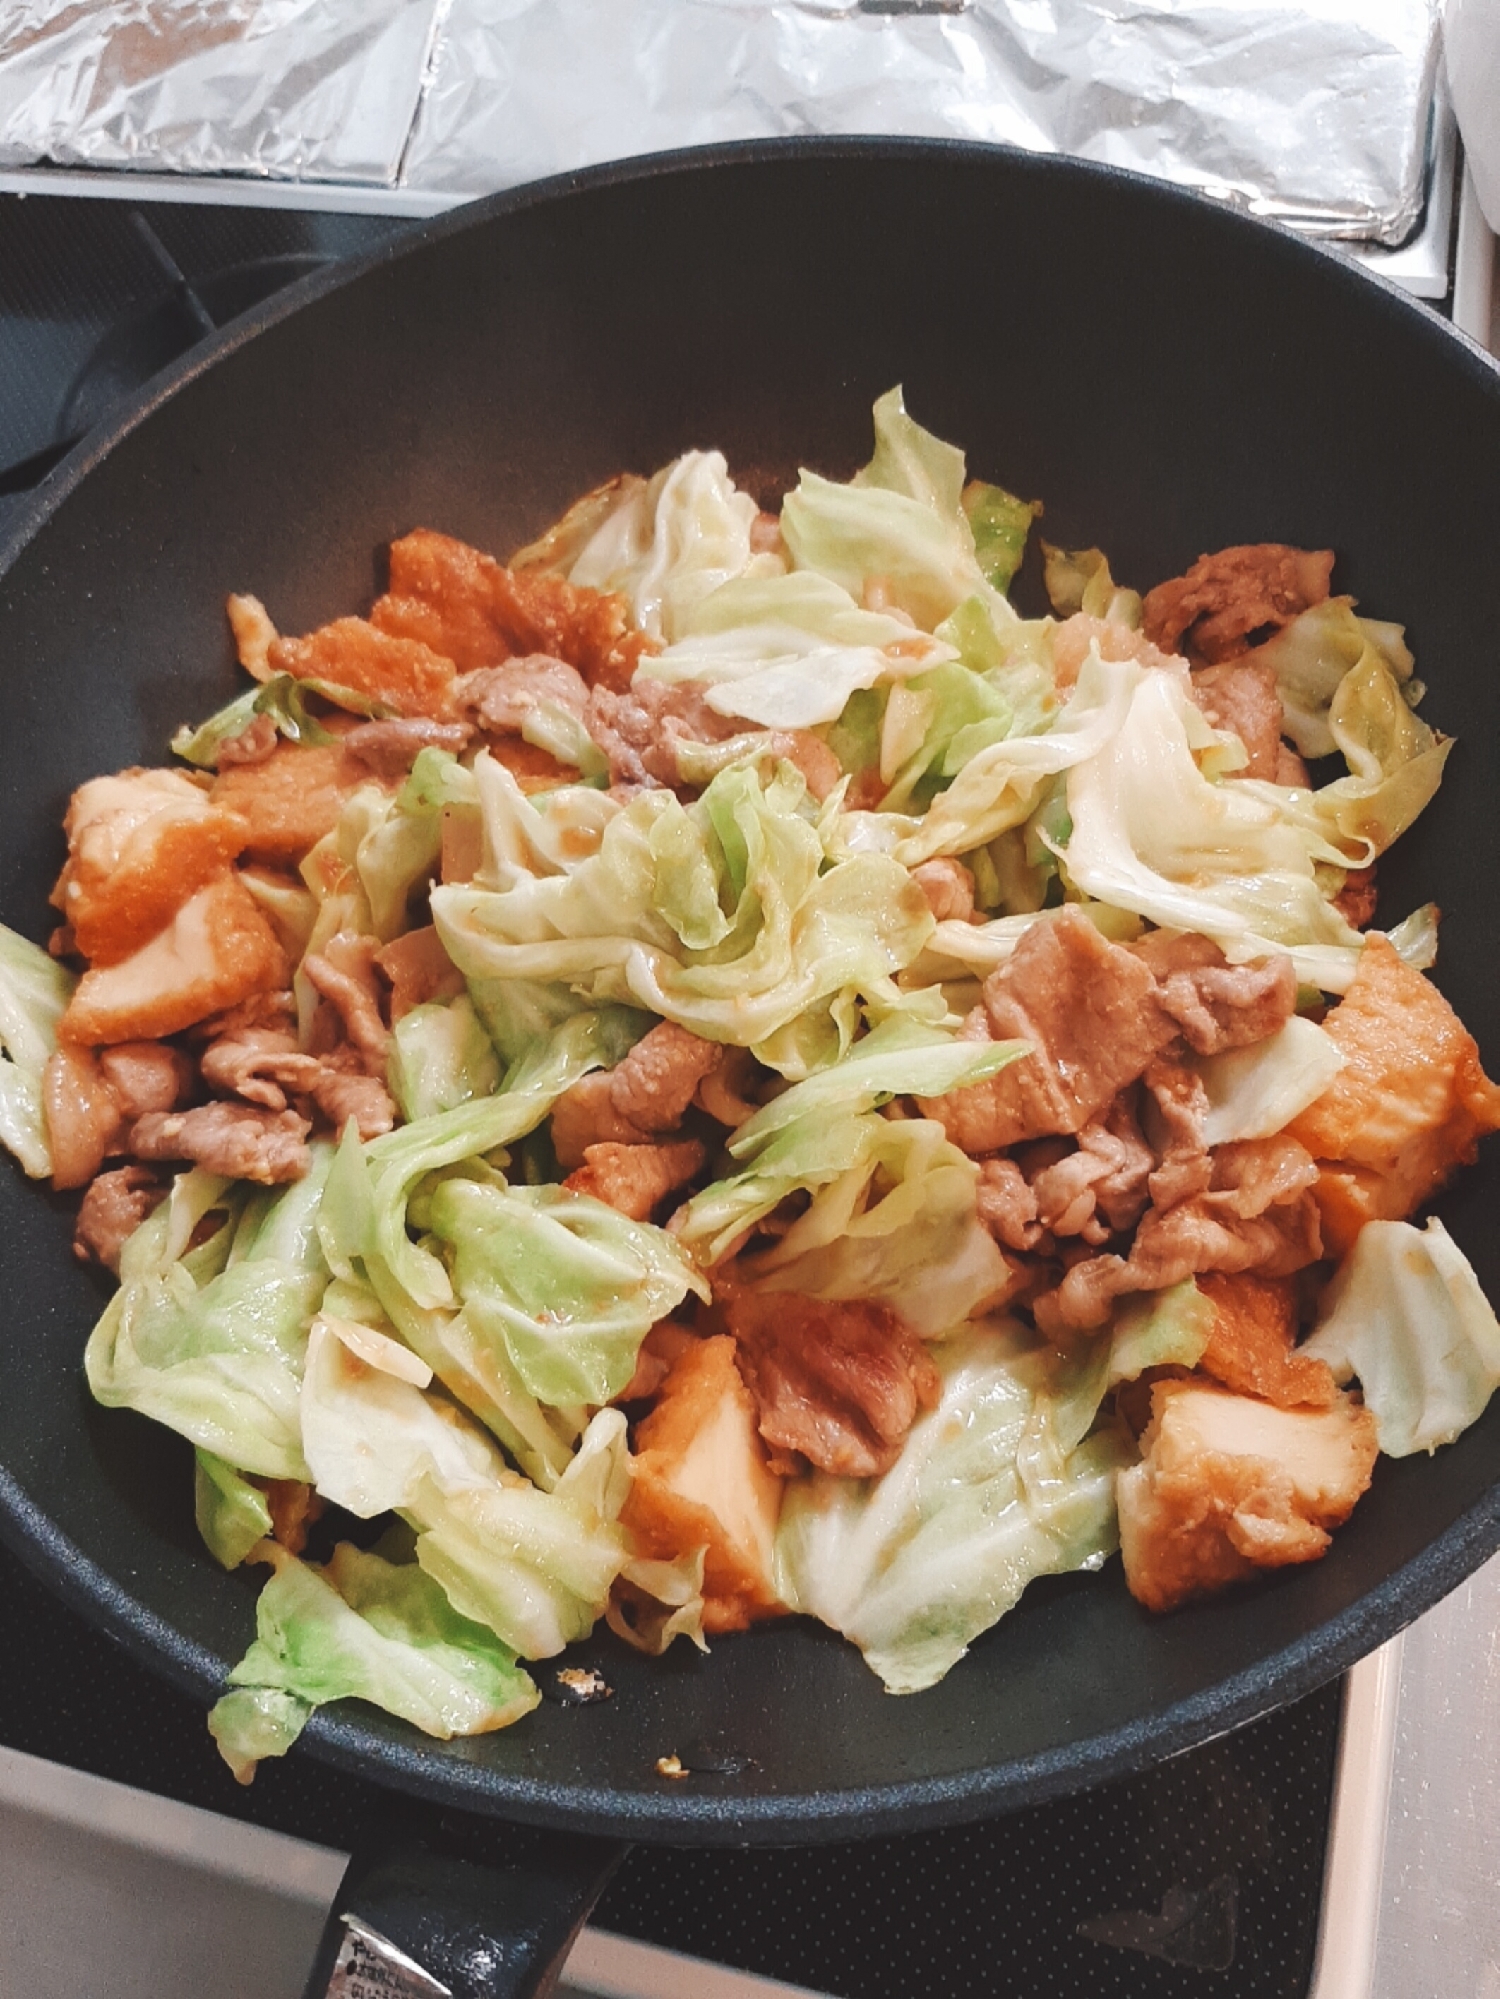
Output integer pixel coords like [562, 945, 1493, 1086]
[0, 202, 402, 505]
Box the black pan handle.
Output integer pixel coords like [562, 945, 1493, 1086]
[302, 1812, 627, 1999]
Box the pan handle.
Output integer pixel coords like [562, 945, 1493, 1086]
[301, 1814, 628, 1999]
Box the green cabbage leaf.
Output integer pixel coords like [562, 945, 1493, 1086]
[208, 1540, 538, 1782]
[427, 1176, 708, 1407]
[0, 920, 74, 1178]
[433, 759, 934, 1065]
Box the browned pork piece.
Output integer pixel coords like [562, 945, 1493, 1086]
[724, 1291, 940, 1479]
[73, 1165, 168, 1272]
[920, 907, 1178, 1154]
[1187, 657, 1306, 784]
[130, 1103, 312, 1184]
[454, 655, 590, 733]
[563, 1139, 706, 1221]
[911, 857, 976, 923]
[1117, 1378, 1377, 1611]
[586, 679, 842, 799]
[550, 1021, 723, 1168]
[622, 1334, 786, 1633]
[1141, 544, 1335, 662]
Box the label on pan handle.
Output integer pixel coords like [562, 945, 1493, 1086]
[326, 1914, 453, 1998]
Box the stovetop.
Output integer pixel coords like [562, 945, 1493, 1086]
[0, 184, 1476, 1999]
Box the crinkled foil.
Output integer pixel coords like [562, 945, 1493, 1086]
[404, 0, 1442, 245]
[0, 0, 442, 184]
[0, 0, 1443, 245]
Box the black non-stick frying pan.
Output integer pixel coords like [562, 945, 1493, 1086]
[3, 141, 1500, 1997]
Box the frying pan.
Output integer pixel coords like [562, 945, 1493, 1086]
[3, 141, 1500, 1998]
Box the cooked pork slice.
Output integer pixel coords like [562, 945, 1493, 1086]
[214, 713, 280, 767]
[1188, 658, 1285, 780]
[1117, 1379, 1377, 1612]
[725, 1291, 940, 1480]
[130, 1103, 312, 1183]
[607, 1021, 723, 1131]
[911, 857, 976, 923]
[55, 767, 249, 966]
[342, 718, 472, 779]
[976, 1157, 1044, 1252]
[1141, 545, 1335, 663]
[199, 1025, 310, 1109]
[1035, 1141, 1322, 1337]
[73, 1165, 168, 1271]
[550, 1022, 722, 1167]
[301, 933, 390, 1073]
[920, 906, 1176, 1152]
[61, 874, 287, 1047]
[564, 1139, 706, 1221]
[305, 1066, 396, 1140]
[622, 1335, 786, 1633]
[96, 1042, 194, 1120]
[453, 655, 590, 732]
[1143, 1052, 1213, 1211]
[44, 1044, 124, 1190]
[1049, 613, 1185, 690]
[586, 681, 742, 790]
[1132, 931, 1297, 1057]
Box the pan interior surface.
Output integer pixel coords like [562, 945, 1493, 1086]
[2, 143, 1499, 1843]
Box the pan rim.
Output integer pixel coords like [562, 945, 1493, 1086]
[3, 135, 1500, 1841]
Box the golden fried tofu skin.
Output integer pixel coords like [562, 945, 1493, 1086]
[61, 873, 287, 1046]
[1117, 1378, 1378, 1613]
[1287, 937, 1500, 1255]
[211, 739, 379, 864]
[55, 768, 248, 966]
[621, 1335, 786, 1633]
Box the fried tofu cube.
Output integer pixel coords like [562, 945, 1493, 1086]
[1288, 937, 1500, 1254]
[1196, 1272, 1337, 1408]
[268, 616, 458, 719]
[622, 1334, 786, 1633]
[56, 768, 248, 966]
[212, 739, 379, 865]
[1117, 1378, 1377, 1613]
[62, 872, 287, 1046]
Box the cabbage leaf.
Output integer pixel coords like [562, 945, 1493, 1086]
[209, 1540, 538, 1781]
[636, 569, 951, 729]
[427, 1177, 708, 1407]
[433, 760, 934, 1065]
[410, 1408, 632, 1658]
[781, 388, 1016, 634]
[1303, 1218, 1500, 1455]
[0, 920, 74, 1178]
[566, 449, 763, 643]
[775, 1320, 1128, 1693]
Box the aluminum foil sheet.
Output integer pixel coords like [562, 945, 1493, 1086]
[0, 0, 1443, 245]
[404, 0, 1443, 244]
[0, 0, 442, 184]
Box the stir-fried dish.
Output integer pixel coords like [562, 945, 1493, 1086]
[3, 390, 1498, 1779]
